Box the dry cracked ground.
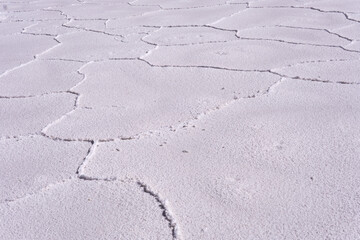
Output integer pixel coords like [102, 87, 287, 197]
[1, 0, 360, 239]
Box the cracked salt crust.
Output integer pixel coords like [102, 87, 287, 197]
[130, 0, 241, 9]
[0, 21, 32, 36]
[273, 59, 360, 84]
[236, 26, 351, 47]
[304, 0, 360, 13]
[346, 40, 360, 52]
[82, 80, 360, 239]
[213, 7, 351, 30]
[248, 0, 306, 7]
[5, 9, 65, 21]
[0, 136, 90, 203]
[0, 93, 76, 136]
[107, 4, 247, 28]
[0, 34, 57, 74]
[1, 0, 360, 239]
[0, 59, 84, 96]
[39, 31, 153, 61]
[143, 26, 238, 46]
[333, 24, 360, 41]
[23, 19, 75, 36]
[53, 3, 159, 20]
[143, 40, 358, 70]
[0, 180, 173, 240]
[348, 12, 360, 21]
[42, 60, 280, 140]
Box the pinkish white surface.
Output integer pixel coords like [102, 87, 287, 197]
[1, 0, 360, 239]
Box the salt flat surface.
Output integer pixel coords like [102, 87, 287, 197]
[0, 0, 360, 239]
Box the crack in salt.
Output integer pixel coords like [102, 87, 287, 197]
[137, 181, 181, 240]
[76, 140, 97, 179]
